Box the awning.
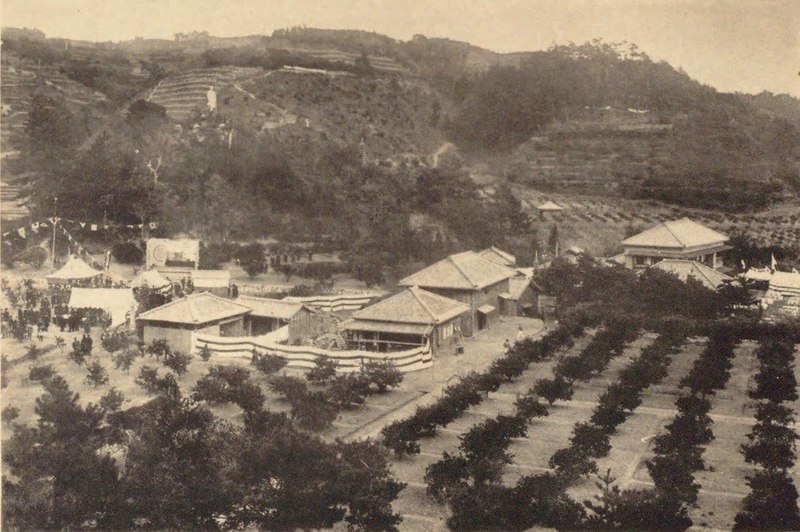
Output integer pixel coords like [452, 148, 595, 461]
[343, 319, 432, 336]
[477, 304, 496, 315]
[69, 288, 136, 327]
[498, 292, 512, 299]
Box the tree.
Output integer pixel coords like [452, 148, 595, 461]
[425, 451, 470, 503]
[363, 359, 404, 392]
[645, 454, 701, 505]
[514, 394, 549, 421]
[548, 224, 560, 256]
[2, 376, 124, 530]
[269, 375, 309, 402]
[84, 361, 109, 387]
[193, 364, 265, 412]
[584, 470, 692, 531]
[146, 338, 171, 358]
[570, 422, 612, 458]
[1, 355, 9, 388]
[2, 405, 20, 424]
[734, 469, 800, 531]
[307, 356, 338, 383]
[750, 364, 798, 403]
[549, 447, 598, 482]
[290, 391, 339, 431]
[534, 376, 574, 405]
[237, 242, 267, 278]
[252, 351, 288, 376]
[327, 373, 372, 409]
[99, 387, 126, 412]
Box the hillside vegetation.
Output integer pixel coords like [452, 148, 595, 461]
[3, 27, 800, 275]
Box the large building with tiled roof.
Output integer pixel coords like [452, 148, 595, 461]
[621, 218, 730, 270]
[399, 251, 517, 335]
[136, 292, 251, 352]
[343, 286, 469, 355]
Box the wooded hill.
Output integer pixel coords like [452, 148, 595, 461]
[3, 26, 799, 241]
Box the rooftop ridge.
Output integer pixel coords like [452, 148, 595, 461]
[662, 219, 686, 246]
[448, 253, 479, 288]
[409, 286, 438, 323]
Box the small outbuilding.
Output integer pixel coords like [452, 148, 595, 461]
[498, 277, 535, 317]
[343, 287, 469, 356]
[235, 295, 326, 343]
[136, 292, 251, 353]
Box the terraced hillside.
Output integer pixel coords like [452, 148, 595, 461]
[146, 66, 262, 121]
[0, 59, 107, 157]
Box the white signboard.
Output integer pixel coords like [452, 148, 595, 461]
[146, 238, 200, 270]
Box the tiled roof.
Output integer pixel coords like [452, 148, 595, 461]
[479, 246, 516, 267]
[137, 292, 251, 325]
[399, 251, 517, 290]
[235, 296, 307, 320]
[621, 218, 728, 249]
[650, 259, 732, 290]
[507, 277, 532, 300]
[351, 286, 469, 325]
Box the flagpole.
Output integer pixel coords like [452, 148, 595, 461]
[50, 196, 58, 270]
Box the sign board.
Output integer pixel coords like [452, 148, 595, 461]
[146, 238, 200, 270]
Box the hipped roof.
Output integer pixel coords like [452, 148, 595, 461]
[235, 295, 309, 320]
[399, 251, 517, 290]
[621, 218, 728, 249]
[650, 259, 732, 290]
[537, 200, 564, 211]
[351, 286, 469, 325]
[479, 246, 516, 267]
[137, 292, 251, 325]
[47, 256, 102, 281]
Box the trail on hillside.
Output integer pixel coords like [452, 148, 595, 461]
[431, 141, 455, 167]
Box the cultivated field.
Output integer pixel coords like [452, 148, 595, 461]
[377, 329, 800, 531]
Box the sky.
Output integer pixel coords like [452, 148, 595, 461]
[2, 0, 798, 96]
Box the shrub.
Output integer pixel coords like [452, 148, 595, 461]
[1, 405, 20, 424]
[101, 330, 130, 353]
[135, 365, 161, 394]
[84, 361, 109, 387]
[290, 391, 338, 431]
[146, 338, 171, 358]
[269, 375, 308, 402]
[381, 419, 423, 457]
[548, 447, 597, 482]
[163, 350, 193, 376]
[26, 344, 42, 361]
[514, 394, 549, 421]
[425, 452, 470, 503]
[68, 346, 87, 366]
[307, 356, 338, 383]
[193, 365, 265, 412]
[100, 387, 126, 412]
[252, 351, 288, 376]
[28, 364, 55, 382]
[112, 348, 139, 373]
[363, 359, 403, 392]
[198, 344, 213, 362]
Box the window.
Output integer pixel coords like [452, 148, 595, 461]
[634, 256, 647, 266]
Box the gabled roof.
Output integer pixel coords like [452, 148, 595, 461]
[479, 246, 516, 267]
[46, 256, 102, 281]
[621, 218, 728, 249]
[537, 200, 564, 211]
[351, 286, 469, 325]
[743, 268, 773, 282]
[235, 295, 309, 320]
[399, 251, 517, 290]
[137, 292, 251, 325]
[133, 270, 172, 289]
[650, 259, 732, 290]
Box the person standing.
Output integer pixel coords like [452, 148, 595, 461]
[516, 324, 525, 342]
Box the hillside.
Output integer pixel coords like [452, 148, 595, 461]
[3, 26, 800, 238]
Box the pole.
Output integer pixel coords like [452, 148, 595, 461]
[50, 196, 58, 270]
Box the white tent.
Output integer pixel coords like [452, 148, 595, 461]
[47, 255, 102, 282]
[69, 288, 137, 328]
[133, 270, 172, 292]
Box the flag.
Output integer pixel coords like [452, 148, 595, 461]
[740, 260, 746, 270]
[771, 254, 777, 271]
[104, 250, 111, 271]
[17, 227, 25, 238]
[80, 222, 86, 228]
[90, 224, 98, 231]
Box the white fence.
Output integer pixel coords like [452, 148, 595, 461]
[191, 328, 432, 373]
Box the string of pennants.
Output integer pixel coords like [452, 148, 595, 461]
[2, 217, 159, 243]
